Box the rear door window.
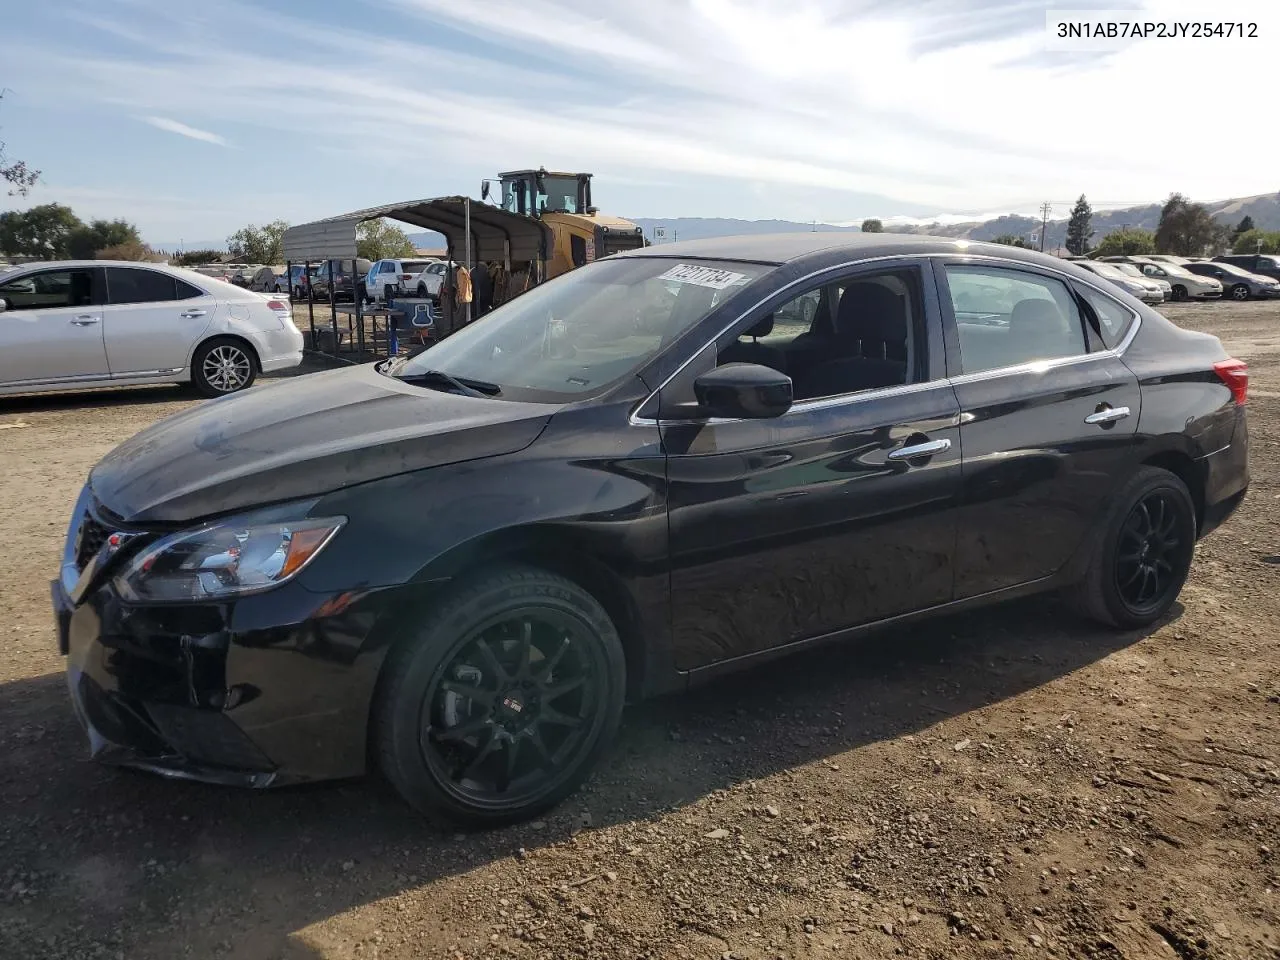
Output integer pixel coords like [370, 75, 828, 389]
[105, 268, 181, 305]
[943, 265, 1087, 375]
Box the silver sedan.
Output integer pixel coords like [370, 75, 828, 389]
[0, 261, 304, 397]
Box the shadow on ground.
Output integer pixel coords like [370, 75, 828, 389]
[0, 596, 1171, 959]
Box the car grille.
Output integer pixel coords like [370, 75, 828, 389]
[75, 513, 111, 570]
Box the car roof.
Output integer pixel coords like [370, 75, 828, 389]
[615, 232, 1074, 269]
[2, 260, 267, 296]
[3, 259, 181, 270]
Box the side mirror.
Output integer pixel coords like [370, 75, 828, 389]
[693, 363, 793, 419]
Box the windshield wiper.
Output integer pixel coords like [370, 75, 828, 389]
[396, 368, 501, 398]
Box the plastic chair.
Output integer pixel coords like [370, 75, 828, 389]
[408, 302, 436, 345]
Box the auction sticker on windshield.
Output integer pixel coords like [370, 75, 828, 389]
[658, 263, 750, 290]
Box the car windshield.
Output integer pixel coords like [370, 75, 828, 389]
[388, 257, 771, 402]
[1212, 263, 1251, 277]
[1150, 263, 1192, 278]
[1110, 263, 1146, 278]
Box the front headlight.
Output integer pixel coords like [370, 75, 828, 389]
[114, 509, 346, 602]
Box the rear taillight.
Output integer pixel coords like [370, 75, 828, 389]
[1213, 358, 1248, 405]
[266, 300, 287, 312]
[401, 274, 413, 281]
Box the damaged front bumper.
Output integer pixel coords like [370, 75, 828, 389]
[52, 555, 411, 788]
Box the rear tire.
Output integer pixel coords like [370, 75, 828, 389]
[1231, 284, 1250, 301]
[417, 283, 428, 297]
[190, 337, 257, 397]
[374, 566, 626, 826]
[1074, 466, 1196, 629]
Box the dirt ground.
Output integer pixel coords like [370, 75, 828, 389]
[3, 300, 1280, 960]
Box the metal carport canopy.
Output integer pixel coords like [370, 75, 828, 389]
[281, 197, 552, 264]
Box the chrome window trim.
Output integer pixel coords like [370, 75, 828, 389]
[628, 250, 1144, 427]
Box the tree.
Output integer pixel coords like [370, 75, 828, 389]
[0, 203, 84, 258]
[1155, 193, 1219, 255]
[1092, 227, 1156, 257]
[1232, 215, 1255, 241]
[1232, 229, 1280, 255]
[1, 91, 39, 196]
[991, 233, 1030, 248]
[97, 239, 160, 261]
[860, 218, 883, 233]
[357, 219, 416, 260]
[226, 220, 289, 264]
[1064, 194, 1093, 255]
[67, 218, 143, 259]
[173, 249, 226, 266]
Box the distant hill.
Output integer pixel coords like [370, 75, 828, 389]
[635, 193, 1280, 251]
[402, 191, 1280, 255]
[629, 218, 863, 242]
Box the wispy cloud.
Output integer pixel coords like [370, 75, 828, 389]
[141, 115, 228, 146]
[7, 0, 1278, 236]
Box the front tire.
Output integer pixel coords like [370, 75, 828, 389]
[1231, 284, 1250, 301]
[374, 566, 626, 826]
[1075, 466, 1197, 629]
[1171, 285, 1187, 301]
[191, 337, 257, 397]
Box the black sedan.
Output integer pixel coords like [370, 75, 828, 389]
[52, 234, 1250, 825]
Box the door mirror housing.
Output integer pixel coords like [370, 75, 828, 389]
[693, 363, 793, 419]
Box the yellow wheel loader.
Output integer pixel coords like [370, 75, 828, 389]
[493, 168, 647, 278]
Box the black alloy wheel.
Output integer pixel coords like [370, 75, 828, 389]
[1171, 284, 1187, 301]
[375, 567, 626, 825]
[1113, 490, 1192, 617]
[1231, 284, 1250, 301]
[423, 610, 602, 807]
[1076, 466, 1196, 628]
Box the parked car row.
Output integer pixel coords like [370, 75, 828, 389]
[1069, 253, 1280, 302]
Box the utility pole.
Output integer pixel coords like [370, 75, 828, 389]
[1039, 202, 1052, 252]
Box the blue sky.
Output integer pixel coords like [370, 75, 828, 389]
[3, 0, 1276, 248]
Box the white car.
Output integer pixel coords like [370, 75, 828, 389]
[1075, 260, 1166, 303]
[1109, 262, 1173, 300]
[365, 258, 441, 302]
[0, 260, 304, 398]
[1127, 258, 1223, 301]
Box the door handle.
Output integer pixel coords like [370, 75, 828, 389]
[1084, 405, 1131, 426]
[69, 316, 100, 326]
[180, 310, 208, 319]
[887, 437, 952, 461]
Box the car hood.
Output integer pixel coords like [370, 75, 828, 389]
[89, 364, 556, 524]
